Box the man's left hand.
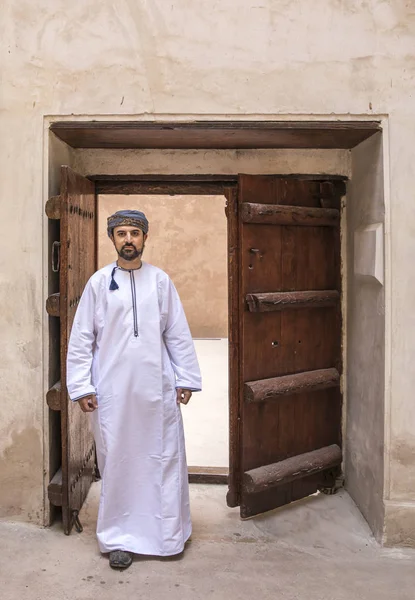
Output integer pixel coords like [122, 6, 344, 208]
[176, 388, 192, 405]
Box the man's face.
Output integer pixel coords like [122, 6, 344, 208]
[112, 225, 147, 261]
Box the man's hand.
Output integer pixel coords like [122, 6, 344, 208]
[176, 388, 192, 405]
[78, 394, 98, 412]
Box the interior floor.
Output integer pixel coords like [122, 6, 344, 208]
[2, 484, 414, 600]
[183, 338, 228, 467]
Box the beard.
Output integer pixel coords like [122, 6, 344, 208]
[118, 243, 145, 261]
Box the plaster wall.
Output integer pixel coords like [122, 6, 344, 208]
[0, 134, 73, 524]
[98, 194, 228, 338]
[73, 149, 351, 178]
[1, 0, 415, 544]
[345, 133, 385, 540]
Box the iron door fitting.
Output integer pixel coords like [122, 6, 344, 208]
[52, 241, 61, 273]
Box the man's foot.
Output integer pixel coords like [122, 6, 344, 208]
[109, 550, 133, 570]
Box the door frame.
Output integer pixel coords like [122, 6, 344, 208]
[44, 116, 389, 541]
[92, 175, 238, 486]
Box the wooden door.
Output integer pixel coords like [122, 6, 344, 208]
[46, 166, 97, 534]
[227, 175, 344, 518]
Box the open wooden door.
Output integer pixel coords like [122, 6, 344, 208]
[227, 175, 344, 518]
[46, 166, 97, 534]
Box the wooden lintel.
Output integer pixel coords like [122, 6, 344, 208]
[244, 368, 340, 403]
[241, 203, 339, 227]
[188, 466, 228, 485]
[96, 181, 233, 195]
[45, 195, 62, 219]
[46, 380, 62, 411]
[246, 290, 339, 312]
[243, 444, 342, 494]
[46, 293, 60, 317]
[50, 120, 380, 150]
[48, 467, 63, 506]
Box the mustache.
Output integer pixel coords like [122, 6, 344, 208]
[122, 243, 144, 250]
[120, 242, 145, 257]
[122, 244, 137, 249]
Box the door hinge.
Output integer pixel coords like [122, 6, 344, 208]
[72, 510, 83, 533]
[318, 472, 344, 495]
[93, 462, 101, 482]
[51, 241, 61, 273]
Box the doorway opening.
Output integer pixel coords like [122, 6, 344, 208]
[46, 119, 386, 540]
[97, 193, 229, 478]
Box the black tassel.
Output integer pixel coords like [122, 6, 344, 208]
[109, 266, 119, 290]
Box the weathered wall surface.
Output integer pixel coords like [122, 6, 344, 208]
[98, 194, 228, 338]
[0, 132, 74, 523]
[1, 1, 415, 542]
[73, 149, 351, 177]
[346, 133, 385, 540]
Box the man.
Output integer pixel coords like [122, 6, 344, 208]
[66, 209, 202, 570]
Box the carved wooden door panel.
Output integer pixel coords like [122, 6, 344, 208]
[227, 175, 344, 518]
[46, 166, 97, 534]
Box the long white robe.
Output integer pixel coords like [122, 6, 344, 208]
[66, 262, 202, 556]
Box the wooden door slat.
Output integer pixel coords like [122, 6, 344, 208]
[45, 195, 62, 220]
[241, 202, 339, 226]
[244, 368, 340, 403]
[243, 444, 342, 494]
[226, 187, 242, 507]
[246, 290, 339, 312]
[46, 380, 62, 411]
[46, 293, 60, 317]
[48, 467, 63, 506]
[58, 166, 96, 534]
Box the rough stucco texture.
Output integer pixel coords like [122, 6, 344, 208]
[99, 195, 228, 338]
[1, 0, 415, 537]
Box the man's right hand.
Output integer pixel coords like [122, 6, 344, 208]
[78, 394, 98, 413]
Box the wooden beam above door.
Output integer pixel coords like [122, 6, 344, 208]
[50, 120, 381, 150]
[91, 174, 347, 195]
[92, 174, 238, 195]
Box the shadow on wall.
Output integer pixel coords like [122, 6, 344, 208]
[98, 194, 228, 338]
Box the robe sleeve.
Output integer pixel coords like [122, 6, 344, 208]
[163, 279, 202, 392]
[66, 280, 97, 402]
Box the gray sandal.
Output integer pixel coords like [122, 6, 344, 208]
[109, 550, 133, 569]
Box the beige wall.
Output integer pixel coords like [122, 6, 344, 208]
[345, 132, 385, 540]
[1, 0, 415, 544]
[99, 195, 228, 338]
[73, 149, 351, 178]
